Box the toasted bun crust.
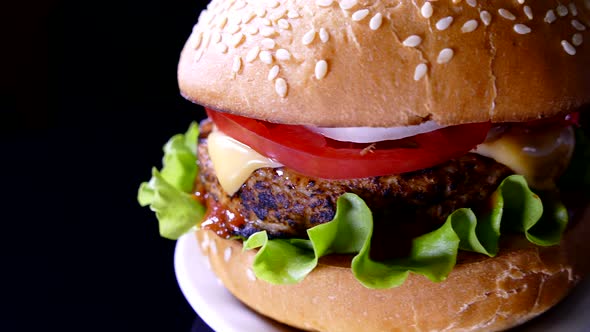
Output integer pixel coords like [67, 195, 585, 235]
[196, 203, 590, 332]
[178, 0, 590, 127]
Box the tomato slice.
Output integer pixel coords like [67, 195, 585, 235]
[207, 109, 491, 179]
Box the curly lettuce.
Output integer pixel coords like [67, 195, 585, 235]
[244, 175, 568, 289]
[137, 123, 205, 239]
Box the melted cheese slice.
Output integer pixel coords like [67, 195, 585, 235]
[473, 125, 575, 189]
[207, 130, 282, 196]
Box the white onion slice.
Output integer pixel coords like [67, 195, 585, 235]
[306, 121, 448, 143]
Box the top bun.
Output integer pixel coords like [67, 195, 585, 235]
[178, 0, 590, 127]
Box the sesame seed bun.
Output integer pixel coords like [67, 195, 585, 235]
[196, 202, 590, 332]
[178, 0, 590, 127]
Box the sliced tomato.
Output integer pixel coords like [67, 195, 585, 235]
[207, 109, 491, 179]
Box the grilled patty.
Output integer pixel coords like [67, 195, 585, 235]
[197, 121, 513, 257]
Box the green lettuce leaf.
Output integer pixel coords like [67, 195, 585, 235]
[244, 175, 568, 289]
[137, 123, 205, 239]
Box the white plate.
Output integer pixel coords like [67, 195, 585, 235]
[175, 233, 590, 332]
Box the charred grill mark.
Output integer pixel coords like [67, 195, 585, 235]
[310, 209, 336, 225]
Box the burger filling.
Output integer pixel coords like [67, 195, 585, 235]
[198, 119, 514, 260]
[138, 110, 588, 288]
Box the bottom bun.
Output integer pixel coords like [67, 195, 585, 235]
[196, 204, 590, 332]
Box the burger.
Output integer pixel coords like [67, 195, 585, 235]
[138, 0, 590, 330]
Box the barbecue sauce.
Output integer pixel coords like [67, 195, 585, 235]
[200, 197, 246, 239]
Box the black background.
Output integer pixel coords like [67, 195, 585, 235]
[3, 0, 213, 331]
[3, 1, 590, 331]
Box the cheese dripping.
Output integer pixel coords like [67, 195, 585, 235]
[207, 130, 282, 195]
[473, 125, 575, 189]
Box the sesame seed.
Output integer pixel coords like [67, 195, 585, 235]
[216, 43, 229, 53]
[302, 29, 316, 45]
[480, 11, 492, 26]
[544, 10, 557, 23]
[228, 14, 242, 26]
[524, 6, 533, 20]
[232, 56, 242, 73]
[234, 1, 247, 10]
[513, 23, 531, 34]
[226, 24, 241, 34]
[269, 9, 288, 21]
[259, 50, 274, 64]
[229, 32, 245, 47]
[319, 28, 330, 43]
[276, 49, 291, 60]
[316, 0, 334, 7]
[437, 48, 454, 64]
[572, 19, 586, 31]
[268, 65, 280, 80]
[352, 9, 370, 21]
[569, 3, 578, 16]
[192, 32, 202, 49]
[256, 8, 267, 17]
[572, 33, 583, 46]
[202, 31, 211, 48]
[206, 12, 216, 25]
[246, 268, 257, 281]
[556, 4, 568, 17]
[315, 60, 328, 79]
[212, 31, 222, 44]
[561, 40, 576, 55]
[436, 16, 454, 30]
[267, 0, 280, 9]
[452, 0, 462, 4]
[260, 27, 276, 37]
[498, 8, 516, 20]
[275, 78, 288, 97]
[261, 18, 272, 26]
[461, 19, 479, 33]
[370, 13, 383, 30]
[414, 63, 428, 81]
[224, 247, 232, 262]
[402, 35, 422, 47]
[466, 0, 477, 7]
[261, 38, 276, 49]
[339, 0, 358, 10]
[246, 46, 260, 62]
[278, 19, 290, 29]
[243, 11, 256, 24]
[421, 2, 433, 19]
[194, 49, 204, 62]
[287, 9, 301, 18]
[217, 16, 228, 29]
[199, 9, 209, 24]
[246, 26, 259, 35]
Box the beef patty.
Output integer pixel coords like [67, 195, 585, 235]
[196, 121, 513, 258]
